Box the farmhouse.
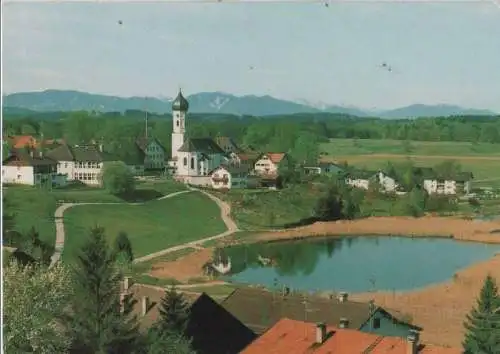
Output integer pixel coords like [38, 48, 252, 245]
[303, 162, 344, 176]
[209, 164, 252, 190]
[254, 152, 289, 176]
[2, 148, 67, 187]
[125, 283, 256, 354]
[345, 169, 377, 190]
[420, 168, 474, 195]
[215, 136, 242, 154]
[220, 287, 420, 338]
[135, 137, 165, 170]
[241, 318, 461, 354]
[46, 144, 121, 185]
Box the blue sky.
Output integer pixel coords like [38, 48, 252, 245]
[3, 1, 500, 111]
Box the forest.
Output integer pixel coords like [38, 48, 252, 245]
[3, 110, 500, 163]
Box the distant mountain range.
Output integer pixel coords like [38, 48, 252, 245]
[3, 89, 497, 119]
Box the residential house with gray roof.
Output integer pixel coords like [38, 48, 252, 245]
[46, 144, 120, 185]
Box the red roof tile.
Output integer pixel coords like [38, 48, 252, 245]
[241, 318, 462, 354]
[9, 135, 37, 148]
[261, 152, 286, 164]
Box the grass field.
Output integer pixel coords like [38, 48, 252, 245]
[212, 184, 324, 230]
[320, 139, 500, 182]
[4, 186, 59, 246]
[3, 180, 187, 248]
[62, 192, 226, 262]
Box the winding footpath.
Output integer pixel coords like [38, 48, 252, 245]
[49, 190, 191, 268]
[133, 187, 239, 263]
[49, 186, 239, 268]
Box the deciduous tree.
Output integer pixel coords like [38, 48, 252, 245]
[3, 262, 73, 354]
[101, 161, 136, 195]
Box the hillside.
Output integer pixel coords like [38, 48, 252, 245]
[3, 90, 497, 118]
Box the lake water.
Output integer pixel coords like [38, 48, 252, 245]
[220, 236, 500, 293]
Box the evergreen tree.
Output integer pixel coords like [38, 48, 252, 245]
[463, 274, 500, 354]
[114, 231, 134, 263]
[144, 329, 196, 354]
[154, 285, 191, 336]
[66, 226, 139, 354]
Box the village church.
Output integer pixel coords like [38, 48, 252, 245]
[168, 90, 228, 184]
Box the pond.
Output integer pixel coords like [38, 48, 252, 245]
[219, 236, 500, 293]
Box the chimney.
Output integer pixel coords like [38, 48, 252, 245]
[99, 144, 104, 152]
[39, 150, 43, 158]
[337, 291, 348, 303]
[315, 322, 327, 344]
[339, 317, 349, 329]
[123, 277, 130, 291]
[141, 296, 149, 316]
[30, 150, 34, 158]
[406, 329, 420, 354]
[119, 292, 126, 313]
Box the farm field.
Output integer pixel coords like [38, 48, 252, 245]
[320, 138, 500, 181]
[62, 191, 226, 262]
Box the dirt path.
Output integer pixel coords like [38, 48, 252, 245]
[326, 154, 500, 161]
[133, 187, 239, 263]
[49, 190, 192, 268]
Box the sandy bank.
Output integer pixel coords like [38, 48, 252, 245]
[254, 216, 500, 244]
[149, 248, 214, 282]
[350, 253, 500, 347]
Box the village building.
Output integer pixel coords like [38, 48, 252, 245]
[241, 318, 461, 354]
[419, 168, 474, 195]
[46, 144, 121, 186]
[167, 90, 231, 185]
[2, 148, 67, 187]
[302, 162, 344, 176]
[135, 137, 166, 170]
[209, 164, 253, 190]
[253, 152, 289, 176]
[215, 136, 242, 154]
[220, 287, 420, 338]
[345, 169, 377, 190]
[125, 283, 256, 354]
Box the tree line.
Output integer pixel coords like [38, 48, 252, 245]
[3, 111, 500, 161]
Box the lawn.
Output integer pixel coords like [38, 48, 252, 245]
[4, 186, 58, 246]
[52, 179, 187, 203]
[320, 139, 500, 181]
[212, 184, 325, 230]
[62, 192, 227, 262]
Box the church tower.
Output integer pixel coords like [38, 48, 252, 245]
[171, 89, 189, 161]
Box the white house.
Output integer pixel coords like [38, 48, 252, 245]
[375, 171, 399, 193]
[422, 172, 473, 195]
[2, 148, 67, 187]
[167, 90, 227, 185]
[209, 165, 250, 190]
[344, 169, 376, 190]
[303, 162, 344, 176]
[46, 144, 121, 186]
[135, 137, 165, 170]
[253, 153, 288, 176]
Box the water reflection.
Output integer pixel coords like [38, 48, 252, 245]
[220, 236, 500, 292]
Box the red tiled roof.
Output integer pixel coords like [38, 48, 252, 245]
[8, 135, 37, 148]
[241, 318, 462, 354]
[261, 152, 286, 164]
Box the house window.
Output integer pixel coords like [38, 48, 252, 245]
[176, 120, 180, 127]
[373, 318, 381, 329]
[183, 157, 187, 166]
[190, 157, 195, 169]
